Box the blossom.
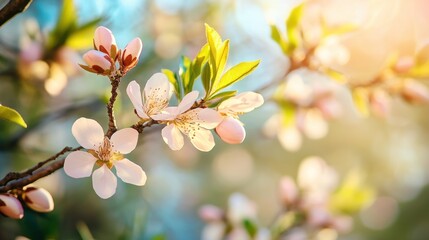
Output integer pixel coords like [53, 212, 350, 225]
[152, 91, 222, 152]
[22, 186, 54, 213]
[64, 118, 146, 199]
[216, 92, 264, 144]
[121, 38, 143, 72]
[80, 50, 113, 74]
[93, 26, 117, 59]
[126, 73, 171, 120]
[0, 194, 24, 219]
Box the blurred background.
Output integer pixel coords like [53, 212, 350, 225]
[1, 0, 429, 239]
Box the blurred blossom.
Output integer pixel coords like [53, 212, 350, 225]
[360, 196, 399, 230]
[401, 79, 429, 104]
[227, 193, 257, 224]
[212, 148, 254, 186]
[315, 37, 350, 67]
[315, 228, 338, 240]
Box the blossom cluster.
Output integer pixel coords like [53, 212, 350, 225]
[61, 26, 264, 200]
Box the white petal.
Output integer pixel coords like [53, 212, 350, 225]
[218, 92, 264, 114]
[127, 80, 148, 119]
[278, 126, 302, 152]
[143, 73, 171, 114]
[114, 158, 147, 186]
[189, 128, 215, 152]
[64, 151, 97, 178]
[71, 117, 105, 149]
[161, 124, 184, 150]
[152, 106, 179, 121]
[194, 108, 223, 129]
[92, 165, 117, 199]
[177, 91, 199, 114]
[302, 109, 328, 139]
[110, 128, 139, 154]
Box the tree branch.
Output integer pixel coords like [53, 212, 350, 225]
[106, 73, 122, 137]
[0, 0, 33, 27]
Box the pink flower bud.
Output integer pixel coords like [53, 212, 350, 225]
[23, 187, 54, 213]
[121, 38, 142, 71]
[216, 117, 246, 144]
[402, 79, 429, 103]
[330, 215, 353, 233]
[394, 56, 414, 73]
[81, 50, 112, 74]
[199, 205, 224, 222]
[279, 176, 299, 206]
[0, 194, 24, 219]
[93, 26, 117, 58]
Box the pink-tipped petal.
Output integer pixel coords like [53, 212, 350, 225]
[114, 158, 147, 186]
[178, 91, 199, 114]
[279, 176, 299, 205]
[0, 194, 24, 219]
[72, 118, 105, 149]
[216, 117, 246, 144]
[82, 50, 112, 70]
[94, 26, 116, 54]
[189, 128, 215, 152]
[92, 165, 117, 199]
[23, 187, 54, 213]
[122, 38, 142, 67]
[64, 151, 97, 178]
[110, 128, 139, 154]
[161, 124, 184, 151]
[218, 92, 264, 114]
[126, 81, 148, 119]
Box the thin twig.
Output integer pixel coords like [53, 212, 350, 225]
[106, 73, 121, 137]
[0, 0, 33, 27]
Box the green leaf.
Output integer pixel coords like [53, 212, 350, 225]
[47, 0, 78, 51]
[286, 3, 305, 53]
[213, 39, 230, 86]
[66, 17, 103, 50]
[205, 24, 223, 79]
[179, 56, 192, 93]
[0, 105, 27, 128]
[352, 88, 369, 117]
[201, 62, 212, 94]
[206, 90, 237, 107]
[270, 24, 287, 54]
[162, 69, 181, 100]
[213, 60, 260, 94]
[242, 219, 257, 237]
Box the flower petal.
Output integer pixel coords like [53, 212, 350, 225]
[218, 92, 264, 114]
[82, 50, 112, 70]
[161, 124, 184, 150]
[143, 73, 171, 116]
[189, 128, 215, 152]
[0, 194, 24, 219]
[127, 80, 148, 119]
[194, 108, 223, 129]
[71, 117, 105, 150]
[216, 117, 246, 144]
[94, 26, 116, 54]
[177, 91, 199, 114]
[64, 151, 97, 178]
[110, 128, 139, 154]
[92, 165, 117, 199]
[152, 106, 179, 121]
[114, 158, 147, 186]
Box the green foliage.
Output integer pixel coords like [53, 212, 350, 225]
[285, 3, 305, 54]
[270, 24, 288, 54]
[165, 24, 260, 106]
[47, 0, 102, 53]
[242, 219, 258, 237]
[330, 170, 375, 214]
[0, 105, 27, 128]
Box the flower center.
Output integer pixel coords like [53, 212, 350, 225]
[88, 137, 123, 169]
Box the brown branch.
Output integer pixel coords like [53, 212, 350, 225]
[0, 0, 33, 27]
[106, 73, 122, 137]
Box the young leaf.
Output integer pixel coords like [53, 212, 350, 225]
[242, 219, 257, 237]
[213, 39, 230, 86]
[271, 24, 287, 54]
[201, 62, 212, 95]
[213, 60, 260, 94]
[207, 90, 237, 108]
[179, 56, 192, 93]
[66, 17, 103, 50]
[286, 3, 305, 53]
[162, 69, 181, 100]
[0, 105, 27, 128]
[352, 88, 369, 117]
[205, 24, 223, 79]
